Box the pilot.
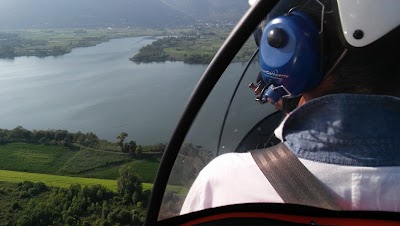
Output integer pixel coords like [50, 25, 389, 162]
[181, 0, 400, 214]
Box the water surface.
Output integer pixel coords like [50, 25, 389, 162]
[0, 36, 273, 150]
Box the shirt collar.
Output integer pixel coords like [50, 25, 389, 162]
[281, 94, 400, 166]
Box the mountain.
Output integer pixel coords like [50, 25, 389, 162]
[0, 0, 193, 28]
[161, 0, 249, 23]
[0, 0, 249, 29]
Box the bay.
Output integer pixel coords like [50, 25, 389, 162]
[0, 36, 273, 151]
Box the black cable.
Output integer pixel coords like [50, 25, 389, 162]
[216, 47, 259, 156]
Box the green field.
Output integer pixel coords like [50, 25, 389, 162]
[0, 169, 186, 194]
[0, 143, 76, 174]
[0, 142, 188, 194]
[0, 169, 119, 191]
[61, 148, 131, 174]
[0, 142, 159, 182]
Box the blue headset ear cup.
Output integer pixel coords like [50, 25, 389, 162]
[259, 11, 322, 96]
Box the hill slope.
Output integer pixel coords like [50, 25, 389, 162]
[0, 143, 160, 182]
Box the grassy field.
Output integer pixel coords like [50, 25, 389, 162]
[81, 158, 160, 182]
[0, 169, 119, 191]
[0, 143, 75, 174]
[0, 142, 184, 195]
[0, 143, 160, 182]
[61, 148, 131, 174]
[0, 169, 186, 194]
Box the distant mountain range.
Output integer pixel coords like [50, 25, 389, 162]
[161, 0, 249, 23]
[0, 0, 249, 29]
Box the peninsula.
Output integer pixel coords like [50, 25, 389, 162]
[130, 26, 257, 64]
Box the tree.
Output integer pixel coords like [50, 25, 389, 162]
[9, 126, 32, 141]
[135, 145, 143, 158]
[117, 132, 128, 152]
[117, 166, 142, 204]
[128, 140, 137, 155]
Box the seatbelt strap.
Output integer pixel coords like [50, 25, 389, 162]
[251, 142, 341, 210]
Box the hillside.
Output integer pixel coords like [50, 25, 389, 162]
[0, 126, 211, 186]
[0, 142, 160, 183]
[0, 141, 161, 225]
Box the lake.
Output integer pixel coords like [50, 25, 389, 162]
[0, 36, 274, 151]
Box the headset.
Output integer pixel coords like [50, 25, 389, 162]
[260, 11, 322, 104]
[250, 3, 325, 105]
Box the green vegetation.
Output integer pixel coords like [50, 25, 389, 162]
[0, 126, 208, 224]
[0, 127, 165, 182]
[0, 169, 185, 195]
[0, 166, 150, 225]
[0, 141, 164, 183]
[0, 170, 119, 191]
[124, 160, 161, 183]
[0, 143, 75, 174]
[61, 149, 131, 175]
[130, 26, 257, 64]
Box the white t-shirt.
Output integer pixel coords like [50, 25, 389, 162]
[180, 150, 400, 215]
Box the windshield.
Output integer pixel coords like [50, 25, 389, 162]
[158, 49, 279, 219]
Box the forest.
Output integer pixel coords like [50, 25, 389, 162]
[1, 167, 150, 226]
